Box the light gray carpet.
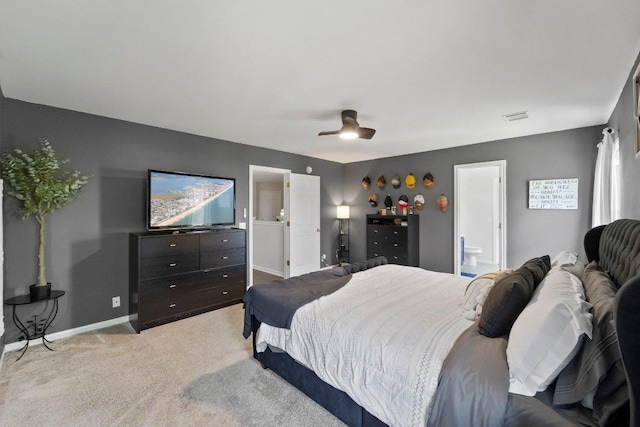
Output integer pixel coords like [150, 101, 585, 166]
[0, 304, 344, 426]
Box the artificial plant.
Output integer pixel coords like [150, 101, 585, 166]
[0, 139, 90, 286]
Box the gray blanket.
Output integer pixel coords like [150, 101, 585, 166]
[428, 321, 596, 427]
[428, 321, 510, 427]
[242, 267, 351, 338]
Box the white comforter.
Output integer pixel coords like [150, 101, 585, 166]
[256, 264, 473, 427]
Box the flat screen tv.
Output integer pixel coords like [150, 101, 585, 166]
[148, 169, 235, 230]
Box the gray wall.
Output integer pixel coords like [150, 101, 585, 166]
[344, 126, 601, 273]
[0, 97, 344, 341]
[608, 49, 640, 218]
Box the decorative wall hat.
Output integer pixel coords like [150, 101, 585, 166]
[368, 193, 378, 207]
[384, 194, 393, 208]
[414, 194, 425, 210]
[377, 175, 386, 189]
[423, 172, 434, 189]
[362, 175, 371, 190]
[398, 194, 409, 209]
[437, 193, 448, 212]
[390, 174, 401, 189]
[405, 173, 416, 189]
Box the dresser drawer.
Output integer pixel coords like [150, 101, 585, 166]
[367, 250, 408, 265]
[367, 237, 386, 250]
[367, 225, 388, 238]
[139, 281, 244, 323]
[201, 264, 246, 288]
[385, 227, 407, 239]
[139, 272, 199, 302]
[201, 247, 246, 269]
[140, 253, 200, 280]
[385, 234, 408, 249]
[140, 235, 199, 258]
[206, 282, 246, 306]
[385, 251, 409, 265]
[200, 231, 245, 251]
[139, 291, 199, 323]
[368, 225, 406, 237]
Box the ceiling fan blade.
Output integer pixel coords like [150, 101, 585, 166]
[318, 130, 340, 136]
[358, 127, 376, 140]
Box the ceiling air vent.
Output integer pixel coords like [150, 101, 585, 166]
[502, 110, 528, 122]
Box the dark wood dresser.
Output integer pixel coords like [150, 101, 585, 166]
[129, 228, 246, 333]
[366, 214, 419, 266]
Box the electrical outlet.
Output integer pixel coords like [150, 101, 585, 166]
[112, 296, 120, 308]
[321, 254, 327, 261]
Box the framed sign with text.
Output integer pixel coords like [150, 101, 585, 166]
[528, 178, 578, 210]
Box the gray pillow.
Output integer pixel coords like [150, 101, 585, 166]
[478, 268, 535, 338]
[520, 255, 551, 287]
[553, 261, 627, 423]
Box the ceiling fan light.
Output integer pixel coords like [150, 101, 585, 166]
[340, 131, 358, 140]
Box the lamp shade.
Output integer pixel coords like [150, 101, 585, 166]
[336, 205, 350, 219]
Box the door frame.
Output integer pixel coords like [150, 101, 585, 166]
[453, 160, 507, 275]
[248, 165, 289, 288]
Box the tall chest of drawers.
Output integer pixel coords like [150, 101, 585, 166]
[129, 229, 246, 333]
[366, 214, 419, 266]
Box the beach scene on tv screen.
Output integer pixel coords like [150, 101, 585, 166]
[150, 172, 234, 227]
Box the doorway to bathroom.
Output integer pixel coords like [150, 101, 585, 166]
[453, 160, 506, 277]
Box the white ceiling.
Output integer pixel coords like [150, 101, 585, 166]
[1, 1, 639, 164]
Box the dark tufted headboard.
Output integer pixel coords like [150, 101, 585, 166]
[585, 219, 640, 426]
[593, 219, 640, 287]
[340, 256, 388, 274]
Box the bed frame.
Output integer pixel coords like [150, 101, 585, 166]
[249, 219, 640, 427]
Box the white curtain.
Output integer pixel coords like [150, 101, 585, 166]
[592, 128, 621, 227]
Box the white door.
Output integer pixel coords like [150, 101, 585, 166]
[454, 160, 506, 276]
[284, 173, 320, 278]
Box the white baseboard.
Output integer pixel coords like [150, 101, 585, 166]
[254, 265, 284, 277]
[2, 315, 130, 355]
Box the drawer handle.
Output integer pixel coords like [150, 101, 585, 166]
[373, 242, 378, 245]
[222, 256, 228, 260]
[222, 291, 229, 295]
[394, 243, 399, 247]
[222, 274, 229, 278]
[393, 256, 399, 259]
[169, 303, 176, 308]
[394, 231, 398, 235]
[169, 284, 176, 288]
[373, 230, 379, 233]
[169, 243, 177, 247]
[169, 263, 177, 267]
[222, 239, 229, 243]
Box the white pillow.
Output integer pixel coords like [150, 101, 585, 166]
[507, 270, 593, 396]
[462, 269, 512, 320]
[550, 251, 585, 279]
[551, 251, 578, 267]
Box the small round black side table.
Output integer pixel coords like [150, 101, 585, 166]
[5, 290, 65, 361]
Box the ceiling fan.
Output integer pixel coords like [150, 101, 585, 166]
[318, 110, 376, 140]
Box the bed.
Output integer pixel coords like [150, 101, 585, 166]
[243, 219, 640, 426]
